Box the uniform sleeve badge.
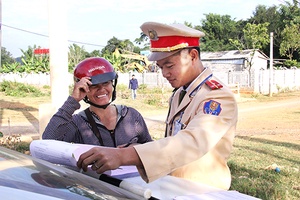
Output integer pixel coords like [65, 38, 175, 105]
[203, 100, 222, 116]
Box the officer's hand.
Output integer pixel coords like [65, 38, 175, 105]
[77, 147, 122, 173]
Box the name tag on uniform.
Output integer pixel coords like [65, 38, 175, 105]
[173, 112, 185, 135]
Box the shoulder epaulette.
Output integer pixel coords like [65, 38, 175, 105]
[205, 79, 223, 90]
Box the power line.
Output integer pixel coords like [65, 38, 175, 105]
[2, 23, 48, 37]
[1, 23, 106, 48]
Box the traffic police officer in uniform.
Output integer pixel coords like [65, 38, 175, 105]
[77, 21, 238, 190]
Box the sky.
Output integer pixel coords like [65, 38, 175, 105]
[2, 0, 284, 58]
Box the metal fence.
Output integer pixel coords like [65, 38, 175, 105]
[1, 69, 300, 94]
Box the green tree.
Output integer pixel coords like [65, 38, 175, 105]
[134, 32, 149, 47]
[249, 4, 281, 57]
[249, 1, 300, 62]
[103, 48, 126, 72]
[101, 37, 136, 56]
[229, 22, 270, 55]
[101, 37, 142, 72]
[200, 13, 239, 51]
[1, 47, 15, 67]
[243, 23, 270, 50]
[68, 44, 88, 72]
[229, 22, 269, 86]
[280, 23, 300, 61]
[277, 0, 300, 61]
[87, 50, 102, 58]
[279, 0, 300, 24]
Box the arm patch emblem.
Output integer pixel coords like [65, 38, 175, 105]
[203, 100, 222, 116]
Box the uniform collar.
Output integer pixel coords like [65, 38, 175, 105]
[174, 67, 213, 111]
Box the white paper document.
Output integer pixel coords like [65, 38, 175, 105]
[30, 140, 139, 178]
[30, 140, 94, 167]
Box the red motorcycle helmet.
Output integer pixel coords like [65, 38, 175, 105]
[73, 57, 118, 108]
[74, 57, 117, 85]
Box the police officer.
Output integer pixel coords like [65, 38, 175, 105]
[77, 22, 238, 190]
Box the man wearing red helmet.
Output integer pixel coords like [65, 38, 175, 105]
[77, 22, 238, 190]
[43, 57, 152, 148]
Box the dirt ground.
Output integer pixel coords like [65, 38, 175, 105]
[0, 92, 299, 143]
[235, 94, 300, 143]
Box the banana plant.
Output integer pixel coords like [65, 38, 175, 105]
[20, 45, 50, 73]
[0, 62, 24, 73]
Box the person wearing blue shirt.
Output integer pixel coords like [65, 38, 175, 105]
[129, 74, 138, 99]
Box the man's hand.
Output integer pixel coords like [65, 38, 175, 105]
[76, 146, 142, 174]
[77, 147, 122, 173]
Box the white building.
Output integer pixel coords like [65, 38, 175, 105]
[201, 49, 269, 72]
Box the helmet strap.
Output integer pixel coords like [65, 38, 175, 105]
[84, 97, 111, 109]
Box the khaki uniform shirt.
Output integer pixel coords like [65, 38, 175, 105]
[134, 68, 238, 190]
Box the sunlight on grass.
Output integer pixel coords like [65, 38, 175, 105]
[229, 136, 300, 200]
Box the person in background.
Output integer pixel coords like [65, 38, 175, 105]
[129, 74, 138, 99]
[77, 22, 238, 190]
[42, 57, 152, 151]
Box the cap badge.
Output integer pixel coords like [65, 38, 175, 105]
[148, 30, 158, 40]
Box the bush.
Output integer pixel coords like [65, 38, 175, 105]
[0, 81, 48, 97]
[283, 59, 298, 68]
[117, 83, 128, 92]
[139, 84, 148, 90]
[0, 134, 21, 150]
[0, 135, 30, 154]
[16, 141, 30, 153]
[117, 84, 130, 99]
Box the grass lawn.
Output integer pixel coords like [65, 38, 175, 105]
[229, 136, 300, 199]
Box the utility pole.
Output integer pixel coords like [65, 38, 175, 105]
[39, 0, 69, 138]
[48, 0, 69, 107]
[269, 32, 273, 97]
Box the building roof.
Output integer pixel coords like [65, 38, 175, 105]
[201, 49, 269, 60]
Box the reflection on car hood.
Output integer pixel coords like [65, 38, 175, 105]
[0, 146, 139, 200]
